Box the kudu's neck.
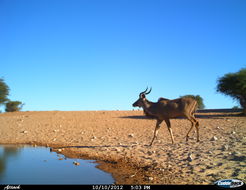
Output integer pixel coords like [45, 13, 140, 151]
[142, 98, 154, 111]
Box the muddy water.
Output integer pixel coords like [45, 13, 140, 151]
[0, 145, 114, 184]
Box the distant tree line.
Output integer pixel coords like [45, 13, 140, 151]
[0, 78, 23, 112]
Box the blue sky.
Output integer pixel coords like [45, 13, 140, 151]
[0, 0, 245, 111]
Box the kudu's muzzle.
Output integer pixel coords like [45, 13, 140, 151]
[132, 99, 140, 107]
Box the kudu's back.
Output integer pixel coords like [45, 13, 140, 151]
[157, 97, 197, 119]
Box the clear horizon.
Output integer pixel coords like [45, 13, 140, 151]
[1, 0, 245, 111]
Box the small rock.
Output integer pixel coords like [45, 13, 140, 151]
[217, 162, 223, 166]
[112, 148, 120, 152]
[132, 141, 139, 145]
[73, 161, 80, 166]
[187, 153, 193, 162]
[21, 130, 28, 134]
[128, 134, 134, 138]
[210, 136, 218, 141]
[147, 151, 153, 156]
[57, 149, 62, 152]
[231, 131, 236, 134]
[148, 177, 154, 181]
[53, 129, 59, 132]
[206, 165, 213, 169]
[222, 145, 229, 151]
[152, 162, 158, 167]
[234, 151, 241, 155]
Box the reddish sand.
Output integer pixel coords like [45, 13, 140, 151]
[0, 110, 245, 184]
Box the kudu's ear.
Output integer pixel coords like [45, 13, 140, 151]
[141, 94, 146, 99]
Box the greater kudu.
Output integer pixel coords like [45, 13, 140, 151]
[132, 88, 199, 145]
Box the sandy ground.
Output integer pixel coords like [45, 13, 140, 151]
[0, 110, 245, 184]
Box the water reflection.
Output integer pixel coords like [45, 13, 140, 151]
[0, 145, 114, 184]
[0, 146, 20, 179]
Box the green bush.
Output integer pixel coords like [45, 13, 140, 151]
[217, 68, 246, 115]
[5, 101, 24, 112]
[180, 95, 205, 109]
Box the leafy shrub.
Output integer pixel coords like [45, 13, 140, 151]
[217, 68, 246, 115]
[5, 101, 24, 112]
[180, 95, 205, 109]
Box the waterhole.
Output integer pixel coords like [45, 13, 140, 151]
[0, 145, 114, 184]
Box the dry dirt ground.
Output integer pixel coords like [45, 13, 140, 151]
[0, 110, 245, 184]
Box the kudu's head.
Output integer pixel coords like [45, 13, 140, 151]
[132, 87, 152, 108]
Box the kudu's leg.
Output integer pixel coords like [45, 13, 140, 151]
[186, 115, 200, 142]
[186, 116, 195, 142]
[164, 119, 174, 144]
[149, 119, 162, 146]
[190, 101, 199, 142]
[190, 116, 200, 142]
[195, 119, 200, 142]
